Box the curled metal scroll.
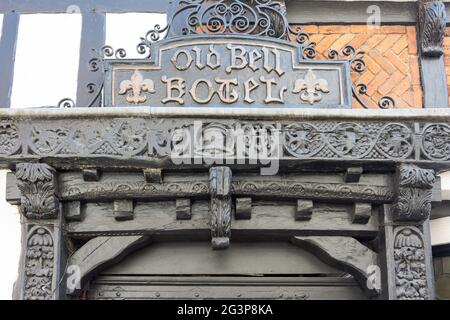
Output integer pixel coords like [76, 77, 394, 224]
[328, 45, 395, 109]
[137, 0, 316, 59]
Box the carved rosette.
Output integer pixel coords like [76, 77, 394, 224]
[24, 227, 54, 300]
[419, 0, 446, 57]
[209, 166, 232, 250]
[392, 164, 435, 222]
[15, 163, 59, 219]
[394, 227, 428, 300]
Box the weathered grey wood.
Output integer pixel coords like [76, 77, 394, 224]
[89, 276, 367, 300]
[66, 201, 379, 239]
[291, 235, 379, 297]
[0, 0, 169, 13]
[6, 171, 396, 204]
[176, 198, 191, 220]
[76, 12, 105, 107]
[296, 200, 313, 221]
[114, 200, 134, 221]
[420, 57, 449, 108]
[287, 1, 417, 24]
[143, 168, 163, 183]
[344, 167, 363, 183]
[67, 235, 150, 295]
[82, 168, 100, 181]
[235, 197, 252, 220]
[64, 201, 82, 221]
[0, 13, 19, 108]
[352, 203, 372, 224]
[101, 242, 341, 276]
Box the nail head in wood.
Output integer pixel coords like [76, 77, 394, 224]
[143, 168, 163, 184]
[82, 169, 100, 182]
[344, 167, 363, 183]
[235, 197, 252, 220]
[352, 203, 372, 224]
[176, 198, 191, 220]
[296, 200, 313, 221]
[114, 200, 134, 221]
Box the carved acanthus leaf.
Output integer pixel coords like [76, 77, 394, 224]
[419, 0, 446, 57]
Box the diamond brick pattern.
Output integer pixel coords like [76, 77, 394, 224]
[292, 25, 422, 109]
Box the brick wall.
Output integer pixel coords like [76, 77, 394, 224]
[293, 25, 422, 108]
[444, 28, 450, 106]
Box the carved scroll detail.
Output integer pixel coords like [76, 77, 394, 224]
[419, 0, 446, 57]
[392, 164, 435, 222]
[15, 163, 59, 220]
[24, 227, 54, 300]
[394, 227, 428, 300]
[209, 166, 232, 250]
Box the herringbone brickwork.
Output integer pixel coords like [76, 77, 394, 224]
[292, 25, 422, 108]
[443, 27, 450, 106]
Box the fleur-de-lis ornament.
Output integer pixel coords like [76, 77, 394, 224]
[293, 69, 330, 104]
[119, 70, 155, 104]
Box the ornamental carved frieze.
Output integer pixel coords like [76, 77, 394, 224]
[15, 163, 59, 220]
[1, 119, 450, 162]
[394, 227, 428, 300]
[419, 0, 446, 57]
[392, 164, 435, 222]
[209, 166, 232, 250]
[24, 227, 54, 300]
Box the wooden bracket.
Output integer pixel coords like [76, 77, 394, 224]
[352, 203, 372, 224]
[235, 197, 252, 220]
[82, 168, 100, 182]
[114, 200, 134, 221]
[296, 200, 313, 221]
[143, 168, 163, 184]
[176, 198, 192, 220]
[344, 167, 363, 183]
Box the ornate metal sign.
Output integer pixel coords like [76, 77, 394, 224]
[104, 37, 352, 108]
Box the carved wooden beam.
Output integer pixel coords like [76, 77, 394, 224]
[419, 0, 446, 57]
[291, 236, 380, 297]
[209, 167, 232, 250]
[66, 235, 150, 295]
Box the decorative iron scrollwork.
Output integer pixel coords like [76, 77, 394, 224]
[137, 0, 316, 60]
[328, 45, 396, 109]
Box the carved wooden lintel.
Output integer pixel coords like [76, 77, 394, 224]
[176, 198, 191, 220]
[209, 166, 232, 250]
[235, 197, 252, 220]
[392, 164, 435, 222]
[143, 168, 163, 184]
[419, 0, 446, 57]
[15, 163, 59, 220]
[114, 200, 134, 221]
[296, 200, 313, 221]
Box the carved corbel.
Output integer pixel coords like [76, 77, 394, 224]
[209, 166, 232, 250]
[392, 164, 435, 222]
[419, 0, 446, 57]
[15, 163, 59, 219]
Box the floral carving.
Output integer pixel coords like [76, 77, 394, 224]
[375, 124, 413, 159]
[284, 123, 324, 157]
[24, 227, 54, 300]
[0, 122, 19, 155]
[419, 0, 446, 57]
[326, 123, 375, 158]
[15, 163, 59, 219]
[394, 227, 428, 300]
[210, 166, 232, 249]
[421, 124, 450, 160]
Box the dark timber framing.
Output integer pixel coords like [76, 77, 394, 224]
[75, 12, 105, 107]
[0, 12, 19, 108]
